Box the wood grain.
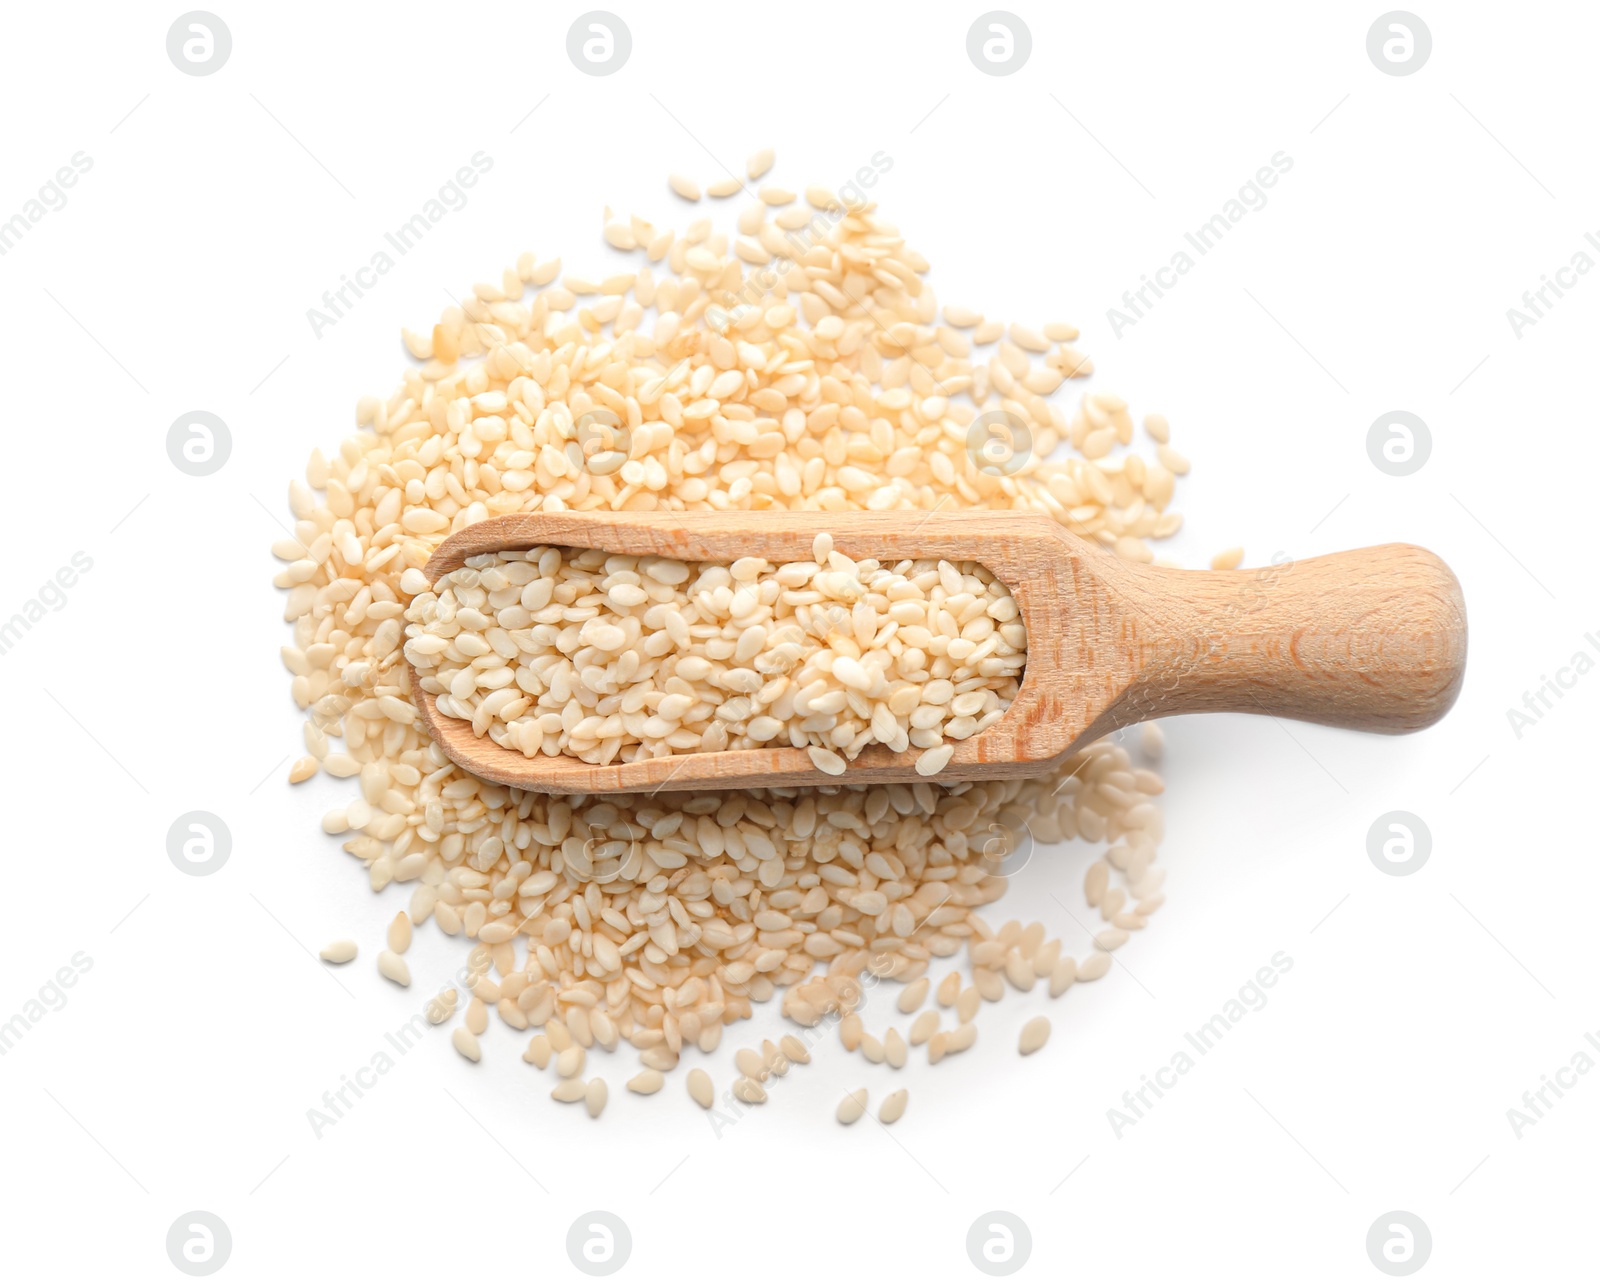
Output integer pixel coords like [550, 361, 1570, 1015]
[406, 510, 1467, 793]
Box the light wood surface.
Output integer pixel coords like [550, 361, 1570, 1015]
[406, 511, 1467, 793]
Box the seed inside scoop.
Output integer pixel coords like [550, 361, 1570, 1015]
[404, 535, 1026, 774]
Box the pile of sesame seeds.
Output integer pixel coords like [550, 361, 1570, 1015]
[278, 149, 1183, 1120]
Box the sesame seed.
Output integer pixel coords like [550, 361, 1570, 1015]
[878, 1089, 909, 1124]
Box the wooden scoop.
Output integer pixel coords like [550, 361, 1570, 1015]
[407, 510, 1466, 794]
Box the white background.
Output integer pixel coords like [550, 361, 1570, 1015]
[1, 1, 1593, 1282]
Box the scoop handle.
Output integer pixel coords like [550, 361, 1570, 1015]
[1103, 544, 1467, 733]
